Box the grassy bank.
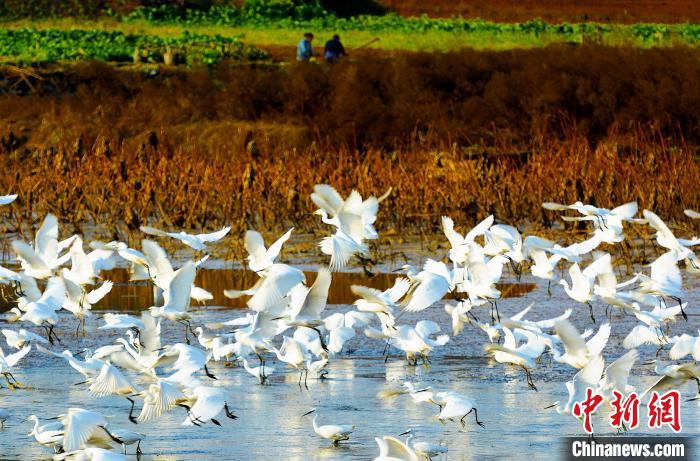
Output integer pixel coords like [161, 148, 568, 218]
[1, 16, 700, 56]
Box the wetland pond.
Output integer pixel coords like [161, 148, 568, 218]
[0, 267, 698, 460]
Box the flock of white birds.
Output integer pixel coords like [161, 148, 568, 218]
[0, 185, 698, 461]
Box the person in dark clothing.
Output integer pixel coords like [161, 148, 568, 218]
[324, 34, 346, 63]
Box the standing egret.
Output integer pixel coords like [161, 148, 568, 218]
[242, 358, 274, 384]
[302, 408, 355, 446]
[274, 336, 309, 387]
[399, 429, 448, 460]
[27, 415, 63, 451]
[110, 428, 145, 456]
[485, 327, 540, 390]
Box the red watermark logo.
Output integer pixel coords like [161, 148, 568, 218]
[574, 389, 681, 434]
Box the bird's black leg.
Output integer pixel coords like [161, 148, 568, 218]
[224, 402, 237, 419]
[312, 327, 329, 353]
[474, 408, 485, 428]
[127, 397, 138, 424]
[588, 302, 596, 324]
[204, 365, 217, 380]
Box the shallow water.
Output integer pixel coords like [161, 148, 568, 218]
[0, 271, 699, 460]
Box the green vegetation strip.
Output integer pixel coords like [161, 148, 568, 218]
[0, 28, 268, 64]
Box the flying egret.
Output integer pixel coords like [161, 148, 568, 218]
[17, 276, 66, 344]
[559, 253, 612, 322]
[441, 214, 494, 265]
[0, 344, 30, 388]
[552, 320, 610, 369]
[88, 361, 141, 423]
[2, 328, 48, 349]
[485, 327, 540, 390]
[63, 275, 113, 336]
[58, 407, 124, 452]
[668, 331, 700, 361]
[11, 214, 76, 279]
[178, 385, 236, 427]
[275, 268, 332, 340]
[244, 228, 294, 272]
[634, 251, 687, 319]
[302, 408, 355, 446]
[430, 391, 484, 429]
[140, 225, 231, 252]
[150, 261, 197, 342]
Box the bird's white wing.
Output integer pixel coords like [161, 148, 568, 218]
[650, 251, 682, 288]
[600, 349, 638, 395]
[573, 354, 605, 394]
[555, 319, 586, 357]
[86, 281, 113, 305]
[140, 226, 170, 238]
[403, 273, 450, 312]
[62, 408, 109, 452]
[266, 228, 294, 262]
[387, 277, 411, 303]
[465, 215, 494, 242]
[39, 277, 66, 310]
[245, 230, 269, 270]
[311, 184, 344, 214]
[139, 311, 162, 354]
[669, 334, 696, 360]
[16, 272, 41, 302]
[89, 362, 134, 397]
[162, 262, 196, 312]
[0, 194, 17, 205]
[3, 344, 31, 366]
[248, 264, 304, 312]
[375, 436, 420, 461]
[302, 268, 331, 318]
[351, 285, 386, 304]
[138, 381, 181, 422]
[441, 216, 464, 248]
[183, 386, 225, 425]
[586, 323, 611, 357]
[583, 253, 612, 280]
[345, 311, 373, 329]
[622, 325, 662, 348]
[195, 226, 231, 243]
[611, 202, 638, 220]
[643, 210, 675, 239]
[320, 234, 355, 272]
[12, 241, 49, 271]
[35, 214, 59, 263]
[542, 202, 572, 211]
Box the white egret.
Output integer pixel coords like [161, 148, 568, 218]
[552, 319, 610, 369]
[2, 328, 48, 349]
[110, 428, 145, 456]
[150, 261, 197, 342]
[140, 225, 231, 251]
[302, 408, 355, 445]
[178, 385, 236, 427]
[17, 276, 66, 344]
[27, 415, 63, 451]
[399, 428, 448, 460]
[430, 391, 484, 429]
[668, 331, 700, 361]
[63, 275, 113, 336]
[485, 327, 540, 390]
[274, 336, 308, 387]
[242, 358, 274, 384]
[12, 214, 76, 279]
[244, 228, 293, 272]
[59, 407, 123, 452]
[0, 344, 30, 388]
[88, 361, 141, 423]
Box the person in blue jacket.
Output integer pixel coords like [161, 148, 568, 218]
[296, 32, 316, 61]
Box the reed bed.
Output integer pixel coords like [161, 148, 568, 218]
[0, 131, 696, 264]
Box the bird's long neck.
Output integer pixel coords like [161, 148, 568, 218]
[312, 413, 320, 432]
[405, 434, 414, 448]
[30, 417, 39, 435]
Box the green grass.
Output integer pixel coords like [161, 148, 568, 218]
[0, 17, 698, 64]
